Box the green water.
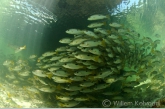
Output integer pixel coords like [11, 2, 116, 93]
[0, 0, 165, 108]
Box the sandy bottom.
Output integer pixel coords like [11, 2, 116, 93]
[0, 79, 47, 108]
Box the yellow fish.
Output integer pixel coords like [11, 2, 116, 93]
[15, 45, 26, 53]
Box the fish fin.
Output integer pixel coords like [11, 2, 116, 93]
[136, 79, 140, 82]
[127, 28, 130, 32]
[66, 69, 74, 74]
[86, 94, 97, 101]
[64, 92, 69, 96]
[60, 103, 65, 107]
[82, 65, 86, 69]
[147, 61, 151, 66]
[23, 86, 27, 90]
[118, 36, 122, 40]
[121, 41, 124, 45]
[34, 75, 39, 80]
[16, 105, 23, 108]
[82, 29, 87, 32]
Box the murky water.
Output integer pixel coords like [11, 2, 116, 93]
[0, 0, 165, 108]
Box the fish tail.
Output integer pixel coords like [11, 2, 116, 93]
[11, 61, 15, 65]
[7, 92, 12, 98]
[56, 95, 59, 99]
[46, 73, 53, 79]
[23, 45, 26, 49]
[100, 40, 106, 47]
[121, 24, 124, 27]
[106, 15, 110, 19]
[93, 56, 99, 62]
[103, 21, 107, 25]
[68, 79, 72, 83]
[56, 84, 62, 90]
[151, 48, 155, 53]
[23, 86, 27, 90]
[90, 76, 95, 82]
[55, 51, 58, 54]
[106, 30, 111, 34]
[91, 70, 96, 75]
[9, 67, 13, 71]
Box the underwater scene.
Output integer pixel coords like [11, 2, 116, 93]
[0, 0, 165, 108]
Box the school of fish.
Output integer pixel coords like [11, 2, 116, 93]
[2, 14, 165, 107]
